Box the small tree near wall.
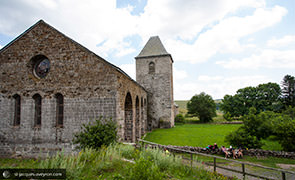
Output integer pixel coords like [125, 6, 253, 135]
[73, 117, 117, 150]
[187, 92, 217, 123]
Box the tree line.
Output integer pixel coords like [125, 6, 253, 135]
[185, 74, 295, 151]
[221, 74, 295, 119]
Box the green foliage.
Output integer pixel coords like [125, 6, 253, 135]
[73, 117, 117, 150]
[281, 74, 295, 108]
[175, 114, 185, 123]
[221, 82, 282, 117]
[225, 126, 263, 149]
[223, 112, 233, 121]
[129, 156, 164, 180]
[187, 92, 217, 123]
[272, 116, 295, 152]
[225, 108, 280, 149]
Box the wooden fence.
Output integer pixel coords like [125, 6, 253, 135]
[138, 139, 295, 180]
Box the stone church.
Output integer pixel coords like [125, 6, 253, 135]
[0, 20, 174, 157]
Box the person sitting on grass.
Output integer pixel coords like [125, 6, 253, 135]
[221, 146, 230, 158]
[213, 143, 218, 151]
[206, 144, 213, 152]
[237, 148, 243, 159]
[233, 148, 239, 159]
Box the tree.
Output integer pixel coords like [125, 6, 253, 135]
[221, 83, 282, 117]
[220, 94, 245, 118]
[187, 92, 216, 123]
[281, 75, 295, 108]
[73, 117, 117, 150]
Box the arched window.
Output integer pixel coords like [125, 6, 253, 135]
[55, 93, 64, 127]
[149, 62, 155, 74]
[33, 94, 42, 127]
[13, 94, 21, 126]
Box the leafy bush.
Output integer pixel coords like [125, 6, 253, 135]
[73, 117, 117, 150]
[273, 116, 295, 152]
[223, 112, 233, 121]
[225, 126, 263, 149]
[175, 114, 185, 123]
[129, 156, 164, 180]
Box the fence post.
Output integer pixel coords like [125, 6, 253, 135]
[214, 157, 216, 172]
[282, 172, 286, 180]
[191, 154, 193, 168]
[242, 164, 245, 180]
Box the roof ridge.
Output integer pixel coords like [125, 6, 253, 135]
[0, 20, 147, 92]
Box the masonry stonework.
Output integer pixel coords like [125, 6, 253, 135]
[136, 36, 174, 129]
[0, 20, 172, 157]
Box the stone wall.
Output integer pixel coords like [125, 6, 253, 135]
[136, 55, 174, 129]
[0, 20, 148, 157]
[144, 144, 295, 159]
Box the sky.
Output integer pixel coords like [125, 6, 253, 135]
[0, 0, 295, 100]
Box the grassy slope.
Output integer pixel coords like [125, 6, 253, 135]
[145, 124, 242, 147]
[174, 100, 188, 109]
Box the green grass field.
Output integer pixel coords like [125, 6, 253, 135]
[144, 123, 241, 147]
[144, 123, 283, 151]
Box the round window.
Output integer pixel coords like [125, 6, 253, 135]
[34, 58, 50, 78]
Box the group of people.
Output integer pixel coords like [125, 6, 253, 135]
[221, 145, 243, 159]
[206, 143, 243, 159]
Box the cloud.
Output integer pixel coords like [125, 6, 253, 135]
[166, 5, 287, 63]
[217, 49, 295, 69]
[119, 63, 136, 80]
[174, 68, 188, 80]
[0, 0, 284, 63]
[174, 75, 271, 100]
[0, 0, 139, 58]
[198, 75, 222, 81]
[267, 35, 295, 47]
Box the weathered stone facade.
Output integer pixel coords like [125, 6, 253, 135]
[0, 20, 159, 157]
[136, 36, 174, 129]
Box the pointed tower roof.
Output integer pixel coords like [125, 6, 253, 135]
[136, 36, 171, 58]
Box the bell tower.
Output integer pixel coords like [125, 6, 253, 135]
[135, 36, 174, 129]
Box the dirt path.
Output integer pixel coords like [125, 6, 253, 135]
[183, 158, 295, 180]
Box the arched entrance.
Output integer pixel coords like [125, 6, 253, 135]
[124, 92, 133, 142]
[135, 96, 140, 140]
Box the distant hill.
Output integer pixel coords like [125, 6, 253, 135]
[175, 99, 222, 110]
[174, 100, 188, 109]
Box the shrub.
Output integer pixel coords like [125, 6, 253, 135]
[175, 114, 185, 123]
[225, 127, 263, 149]
[73, 117, 117, 150]
[223, 112, 233, 121]
[129, 156, 164, 180]
[273, 116, 295, 151]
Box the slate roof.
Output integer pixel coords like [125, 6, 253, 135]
[136, 36, 171, 58]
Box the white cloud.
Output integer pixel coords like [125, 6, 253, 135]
[217, 49, 295, 69]
[198, 75, 222, 81]
[174, 68, 188, 80]
[166, 5, 287, 63]
[0, 0, 139, 58]
[119, 63, 136, 80]
[267, 35, 295, 47]
[174, 75, 271, 100]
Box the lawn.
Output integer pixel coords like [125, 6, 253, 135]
[144, 123, 283, 151]
[144, 123, 242, 148]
